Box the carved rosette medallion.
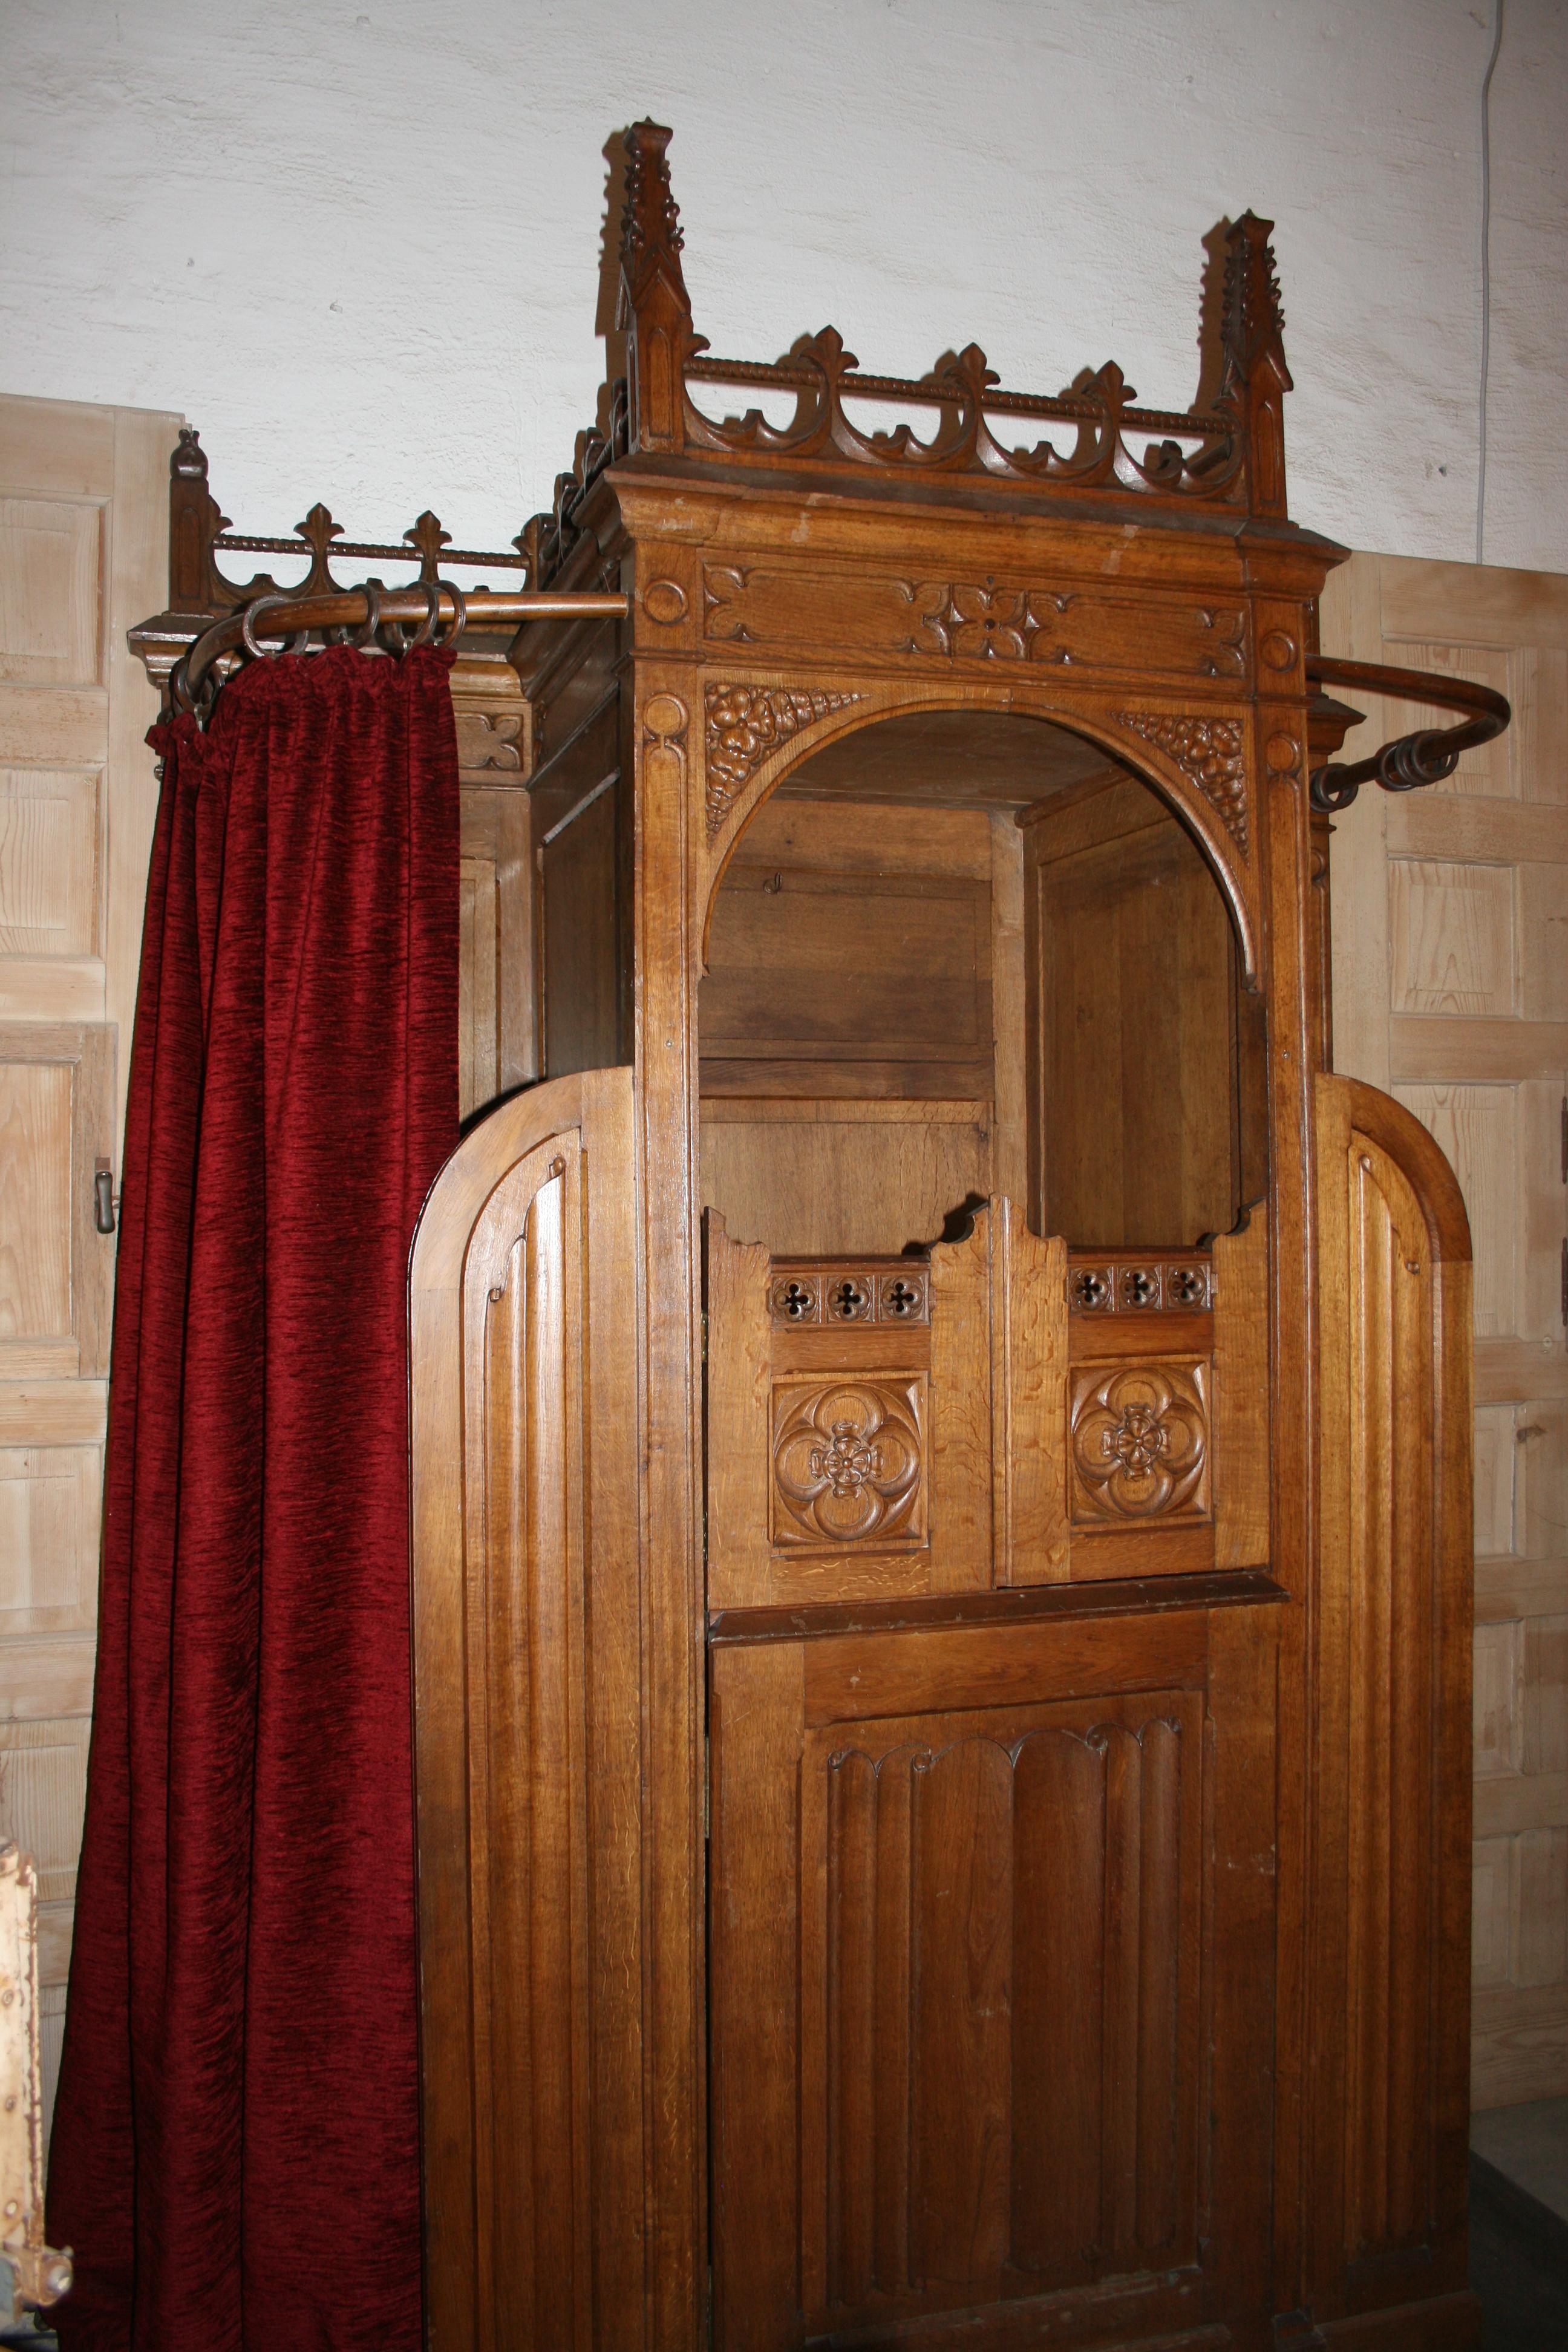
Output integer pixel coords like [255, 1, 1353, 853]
[703, 684, 864, 837]
[1069, 1362, 1209, 1524]
[1114, 713, 1249, 853]
[771, 1377, 925, 1549]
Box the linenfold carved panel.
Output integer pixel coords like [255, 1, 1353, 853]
[1069, 1362, 1210, 1524]
[816, 1702, 1198, 2311]
[771, 1377, 926, 1550]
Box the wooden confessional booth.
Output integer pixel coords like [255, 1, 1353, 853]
[398, 128, 1490, 2352]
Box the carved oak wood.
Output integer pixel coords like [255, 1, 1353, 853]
[405, 119, 1485, 2352]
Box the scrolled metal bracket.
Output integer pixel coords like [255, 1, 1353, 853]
[1307, 655, 1511, 814]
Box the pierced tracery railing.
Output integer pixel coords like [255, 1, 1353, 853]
[530, 123, 1292, 587]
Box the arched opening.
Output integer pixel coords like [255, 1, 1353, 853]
[698, 707, 1266, 1256]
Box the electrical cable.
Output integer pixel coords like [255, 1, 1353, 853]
[1477, 0, 1504, 565]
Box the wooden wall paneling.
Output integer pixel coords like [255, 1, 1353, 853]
[1022, 774, 1244, 1249]
[1203, 1601, 1283, 2331]
[541, 780, 622, 1081]
[926, 1212, 995, 1596]
[703, 1214, 773, 1613]
[0, 397, 172, 2143]
[701, 820, 994, 1102]
[409, 1068, 645, 2351]
[454, 644, 535, 1122]
[988, 815, 1027, 1206]
[1212, 1212, 1270, 1569]
[708, 1640, 805, 2352]
[989, 1202, 1069, 1585]
[1321, 552, 1568, 2116]
[458, 787, 534, 1120]
[697, 1098, 993, 1259]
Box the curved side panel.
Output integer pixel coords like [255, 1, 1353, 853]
[409, 1068, 642, 2352]
[1307, 1072, 1477, 2335]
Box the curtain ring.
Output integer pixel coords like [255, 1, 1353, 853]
[353, 580, 384, 650]
[436, 581, 467, 650]
[381, 577, 438, 656]
[406, 578, 443, 652]
[241, 592, 298, 661]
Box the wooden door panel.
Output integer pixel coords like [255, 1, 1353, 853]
[0, 498, 102, 688]
[0, 1024, 114, 1382]
[1310, 1074, 1474, 2318]
[709, 1603, 1276, 2351]
[410, 1068, 644, 2352]
[707, 1201, 1270, 1606]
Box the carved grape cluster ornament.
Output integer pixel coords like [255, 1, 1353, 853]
[704, 684, 864, 835]
[1115, 713, 1249, 852]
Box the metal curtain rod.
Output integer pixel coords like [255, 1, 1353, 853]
[172, 581, 630, 723]
[1305, 655, 1511, 811]
[173, 592, 1513, 806]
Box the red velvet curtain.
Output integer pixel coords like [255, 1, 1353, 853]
[48, 645, 460, 2350]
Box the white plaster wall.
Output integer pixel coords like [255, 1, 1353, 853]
[1, 0, 1563, 572]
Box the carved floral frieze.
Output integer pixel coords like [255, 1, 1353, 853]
[703, 684, 864, 835]
[702, 565, 1247, 682]
[771, 1377, 925, 1549]
[1069, 1361, 1210, 1524]
[1114, 713, 1249, 852]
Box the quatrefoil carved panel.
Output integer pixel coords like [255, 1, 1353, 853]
[770, 1377, 926, 1550]
[1069, 1361, 1210, 1525]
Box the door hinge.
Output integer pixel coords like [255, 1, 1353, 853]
[1561, 1234, 1567, 1332]
[1560, 1093, 1567, 1184]
[701, 1311, 708, 1365]
[703, 1734, 711, 1842]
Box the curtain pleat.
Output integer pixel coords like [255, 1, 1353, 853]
[48, 644, 460, 2350]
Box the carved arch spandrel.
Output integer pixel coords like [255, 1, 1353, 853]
[409, 1068, 645, 2352]
[695, 678, 1262, 980]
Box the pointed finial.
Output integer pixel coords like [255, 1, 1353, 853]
[168, 426, 231, 612]
[619, 120, 687, 292]
[618, 119, 697, 454]
[295, 503, 344, 595]
[1218, 212, 1292, 519]
[405, 511, 452, 583]
[1220, 212, 1290, 393]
